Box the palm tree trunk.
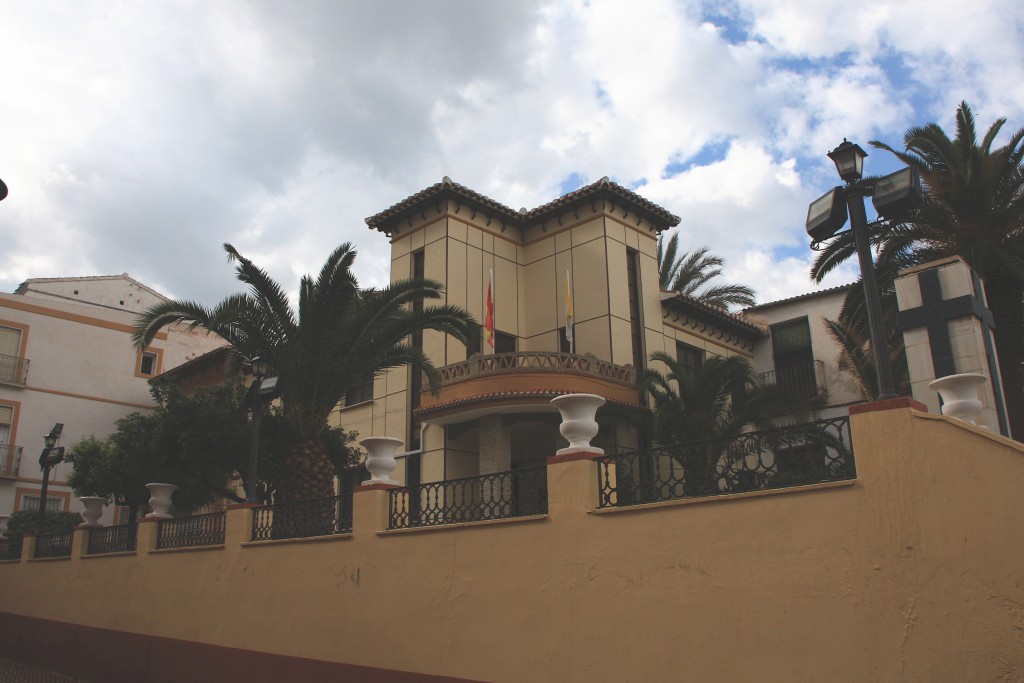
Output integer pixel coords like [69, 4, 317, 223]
[983, 275, 1024, 439]
[276, 439, 336, 503]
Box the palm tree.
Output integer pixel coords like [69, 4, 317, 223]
[812, 102, 1024, 436]
[134, 242, 477, 503]
[657, 233, 756, 309]
[639, 352, 803, 495]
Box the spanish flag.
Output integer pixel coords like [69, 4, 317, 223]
[485, 268, 495, 352]
[564, 268, 574, 353]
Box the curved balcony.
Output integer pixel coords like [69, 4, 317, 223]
[417, 351, 639, 422]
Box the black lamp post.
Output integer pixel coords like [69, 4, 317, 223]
[807, 139, 922, 401]
[37, 423, 64, 533]
[246, 357, 274, 503]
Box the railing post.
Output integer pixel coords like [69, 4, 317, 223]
[353, 482, 399, 536]
[21, 533, 36, 561]
[225, 503, 259, 544]
[138, 518, 160, 551]
[71, 526, 90, 558]
[546, 449, 604, 513]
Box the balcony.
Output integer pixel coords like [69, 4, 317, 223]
[0, 443, 21, 479]
[0, 353, 29, 386]
[418, 351, 639, 420]
[760, 359, 827, 404]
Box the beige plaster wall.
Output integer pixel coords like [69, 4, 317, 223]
[1, 405, 1022, 682]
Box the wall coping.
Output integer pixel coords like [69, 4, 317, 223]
[242, 533, 353, 548]
[911, 411, 1024, 453]
[848, 396, 927, 415]
[377, 514, 548, 536]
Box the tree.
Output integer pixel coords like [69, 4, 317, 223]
[812, 102, 1024, 435]
[133, 243, 477, 502]
[657, 233, 756, 308]
[66, 381, 359, 518]
[639, 352, 804, 495]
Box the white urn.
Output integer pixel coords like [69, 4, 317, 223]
[145, 483, 178, 519]
[551, 393, 606, 456]
[360, 436, 404, 485]
[78, 496, 106, 526]
[929, 373, 987, 425]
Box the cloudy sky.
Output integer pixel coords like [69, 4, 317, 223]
[1, 0, 1022, 308]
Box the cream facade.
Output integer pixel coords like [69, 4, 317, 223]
[744, 285, 865, 420]
[0, 275, 224, 523]
[335, 177, 762, 486]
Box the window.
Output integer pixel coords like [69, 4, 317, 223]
[770, 318, 816, 399]
[0, 325, 24, 384]
[0, 404, 12, 446]
[20, 495, 62, 513]
[140, 352, 158, 375]
[494, 331, 516, 354]
[344, 373, 374, 407]
[675, 342, 703, 380]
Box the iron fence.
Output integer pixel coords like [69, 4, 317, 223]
[33, 530, 73, 558]
[0, 443, 21, 479]
[156, 511, 225, 549]
[87, 523, 138, 555]
[251, 494, 353, 541]
[0, 537, 23, 561]
[597, 416, 855, 508]
[389, 466, 548, 529]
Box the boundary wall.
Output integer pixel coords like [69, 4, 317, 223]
[1, 401, 1022, 682]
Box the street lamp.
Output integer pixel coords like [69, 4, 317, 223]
[37, 423, 64, 533]
[246, 357, 279, 503]
[807, 139, 923, 400]
[0, 178, 8, 202]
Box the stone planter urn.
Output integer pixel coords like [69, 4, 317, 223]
[145, 483, 178, 519]
[78, 496, 106, 526]
[0, 514, 9, 538]
[929, 373, 987, 425]
[360, 436, 403, 485]
[551, 393, 606, 456]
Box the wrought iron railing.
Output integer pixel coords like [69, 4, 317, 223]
[0, 443, 21, 478]
[87, 523, 138, 555]
[597, 416, 855, 508]
[760, 360, 827, 402]
[0, 537, 23, 561]
[389, 466, 548, 529]
[33, 530, 73, 558]
[430, 352, 635, 386]
[0, 353, 29, 386]
[251, 494, 353, 541]
[156, 511, 225, 549]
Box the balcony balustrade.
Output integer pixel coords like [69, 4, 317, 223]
[0, 443, 21, 479]
[87, 523, 138, 555]
[760, 359, 827, 402]
[0, 353, 29, 386]
[419, 352, 639, 416]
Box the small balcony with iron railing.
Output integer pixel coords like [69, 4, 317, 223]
[0, 443, 22, 479]
[760, 359, 827, 404]
[418, 351, 639, 419]
[0, 353, 29, 387]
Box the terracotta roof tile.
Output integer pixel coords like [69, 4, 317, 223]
[366, 176, 680, 236]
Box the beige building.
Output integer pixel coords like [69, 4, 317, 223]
[335, 177, 763, 488]
[0, 275, 224, 523]
[744, 285, 865, 420]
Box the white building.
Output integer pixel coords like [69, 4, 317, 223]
[0, 275, 224, 523]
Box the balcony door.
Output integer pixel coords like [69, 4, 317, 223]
[0, 326, 22, 384]
[770, 317, 815, 399]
